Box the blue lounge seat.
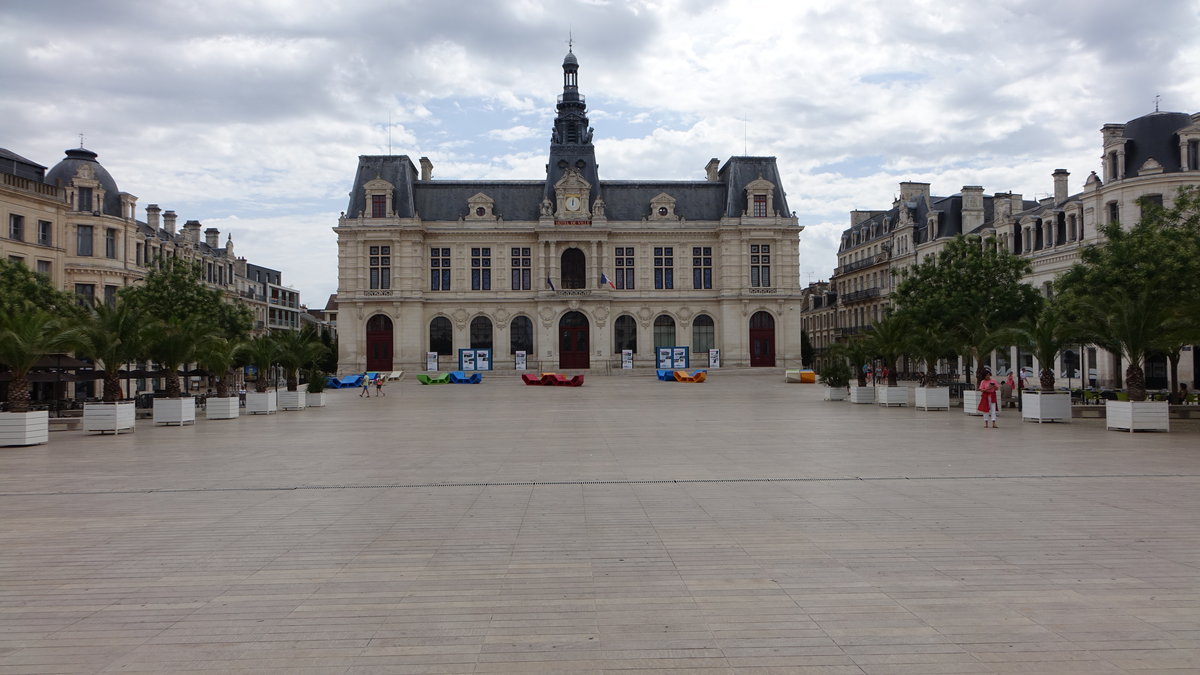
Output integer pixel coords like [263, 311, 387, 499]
[336, 374, 364, 388]
[449, 371, 483, 384]
[656, 369, 675, 381]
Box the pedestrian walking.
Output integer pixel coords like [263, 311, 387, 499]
[375, 375, 385, 396]
[359, 371, 370, 397]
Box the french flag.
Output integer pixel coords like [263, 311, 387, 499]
[546, 276, 556, 291]
[600, 273, 616, 289]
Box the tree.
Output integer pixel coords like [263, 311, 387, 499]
[0, 303, 73, 413]
[238, 335, 279, 393]
[273, 326, 328, 392]
[831, 338, 873, 387]
[194, 335, 244, 399]
[0, 259, 79, 319]
[1000, 301, 1080, 392]
[1057, 188, 1200, 400]
[800, 330, 815, 368]
[892, 235, 1041, 382]
[864, 313, 911, 386]
[816, 353, 852, 388]
[66, 300, 147, 402]
[144, 316, 212, 399]
[908, 325, 959, 387]
[121, 258, 252, 339]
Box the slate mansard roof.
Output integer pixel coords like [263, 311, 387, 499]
[345, 155, 791, 224]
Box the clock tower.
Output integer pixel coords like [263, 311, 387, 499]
[545, 47, 600, 219]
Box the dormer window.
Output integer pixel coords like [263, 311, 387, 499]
[362, 178, 394, 218]
[78, 187, 93, 212]
[753, 195, 767, 217]
[743, 177, 776, 218]
[371, 195, 386, 218]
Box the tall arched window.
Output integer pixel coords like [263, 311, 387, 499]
[560, 248, 586, 289]
[470, 316, 493, 350]
[429, 316, 452, 355]
[510, 316, 532, 354]
[614, 315, 637, 353]
[653, 315, 675, 350]
[692, 314, 714, 354]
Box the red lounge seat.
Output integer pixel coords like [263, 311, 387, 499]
[521, 373, 543, 385]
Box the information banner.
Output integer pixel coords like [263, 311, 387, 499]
[657, 347, 673, 369]
[457, 349, 493, 371]
[426, 352, 438, 371]
[515, 350, 527, 370]
[673, 347, 688, 369]
[621, 349, 633, 369]
[709, 348, 720, 368]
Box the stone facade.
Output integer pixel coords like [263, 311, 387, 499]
[805, 110, 1200, 390]
[335, 51, 805, 374]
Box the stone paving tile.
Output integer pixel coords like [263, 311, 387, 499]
[1, 372, 1198, 673]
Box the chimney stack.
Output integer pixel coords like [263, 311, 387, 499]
[163, 210, 177, 235]
[961, 186, 985, 231]
[146, 204, 161, 231]
[183, 219, 201, 244]
[205, 227, 220, 248]
[419, 157, 433, 181]
[1052, 169, 1069, 204]
[705, 158, 720, 181]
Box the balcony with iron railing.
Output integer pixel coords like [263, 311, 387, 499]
[836, 251, 891, 276]
[839, 324, 874, 336]
[840, 287, 881, 304]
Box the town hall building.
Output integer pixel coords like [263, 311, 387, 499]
[334, 50, 805, 373]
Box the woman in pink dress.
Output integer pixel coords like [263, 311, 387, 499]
[977, 367, 1000, 428]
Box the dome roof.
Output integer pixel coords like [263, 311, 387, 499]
[1122, 111, 1191, 176]
[563, 50, 578, 67]
[45, 148, 123, 216]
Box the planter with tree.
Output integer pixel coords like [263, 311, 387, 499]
[865, 314, 911, 407]
[1003, 302, 1075, 423]
[817, 347, 851, 401]
[1057, 189, 1200, 432]
[0, 262, 77, 446]
[305, 369, 327, 407]
[196, 335, 244, 420]
[69, 300, 144, 434]
[840, 338, 875, 404]
[909, 326, 956, 411]
[274, 325, 327, 411]
[240, 335, 279, 414]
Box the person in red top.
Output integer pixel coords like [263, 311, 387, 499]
[977, 367, 1000, 428]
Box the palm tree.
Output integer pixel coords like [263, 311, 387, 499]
[865, 313, 912, 386]
[1070, 286, 1174, 402]
[238, 334, 279, 393]
[194, 335, 244, 399]
[908, 325, 959, 387]
[1001, 303, 1078, 393]
[837, 337, 874, 387]
[144, 316, 210, 399]
[955, 320, 1013, 384]
[272, 326, 328, 392]
[66, 300, 146, 403]
[0, 303, 72, 413]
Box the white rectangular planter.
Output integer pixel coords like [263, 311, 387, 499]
[152, 398, 196, 426]
[915, 387, 950, 411]
[1106, 400, 1169, 432]
[848, 385, 875, 404]
[205, 397, 240, 420]
[246, 391, 277, 415]
[278, 390, 306, 411]
[876, 386, 908, 407]
[823, 386, 847, 401]
[1022, 391, 1072, 423]
[0, 411, 49, 446]
[83, 401, 136, 434]
[962, 390, 984, 416]
[306, 392, 326, 407]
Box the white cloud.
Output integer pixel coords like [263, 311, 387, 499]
[3, 0, 1197, 301]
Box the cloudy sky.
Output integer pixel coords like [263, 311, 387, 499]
[4, 0, 1199, 305]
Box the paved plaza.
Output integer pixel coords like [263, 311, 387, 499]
[2, 371, 1199, 674]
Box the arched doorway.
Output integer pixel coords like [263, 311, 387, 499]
[366, 314, 393, 372]
[560, 248, 586, 289]
[429, 317, 452, 356]
[510, 316, 533, 355]
[559, 311, 589, 369]
[749, 311, 775, 367]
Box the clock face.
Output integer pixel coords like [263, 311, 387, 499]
[566, 196, 581, 211]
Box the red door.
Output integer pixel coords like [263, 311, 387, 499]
[749, 311, 775, 367]
[558, 311, 590, 369]
[365, 315, 393, 372]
